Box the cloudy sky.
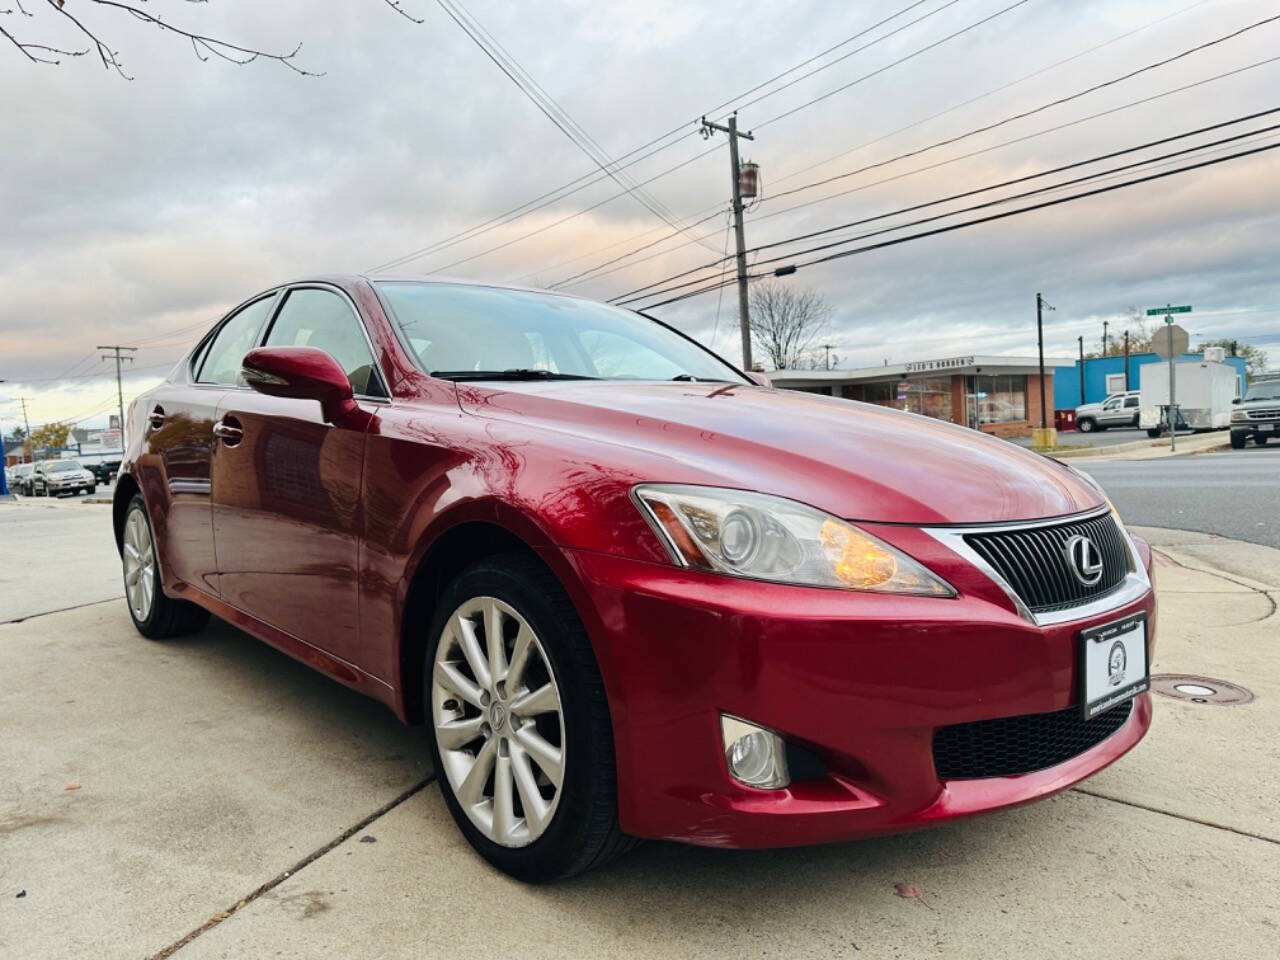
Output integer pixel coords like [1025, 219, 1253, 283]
[3, 0, 1278, 431]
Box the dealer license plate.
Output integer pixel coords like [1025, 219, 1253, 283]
[1259, 423, 1274, 431]
[1079, 613, 1149, 720]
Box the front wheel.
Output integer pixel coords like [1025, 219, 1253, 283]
[1147, 428, 1163, 439]
[1230, 432, 1248, 449]
[121, 495, 210, 639]
[425, 554, 633, 882]
[1257, 435, 1269, 447]
[1078, 418, 1095, 433]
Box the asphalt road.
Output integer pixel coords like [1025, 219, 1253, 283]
[1085, 446, 1280, 548]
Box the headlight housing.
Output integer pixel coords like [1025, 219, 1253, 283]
[1230, 411, 1247, 423]
[632, 484, 954, 595]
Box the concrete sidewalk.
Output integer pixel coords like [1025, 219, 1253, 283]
[1, 515, 1276, 959]
[1046, 431, 1229, 461]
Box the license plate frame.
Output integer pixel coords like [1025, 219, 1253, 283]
[1079, 612, 1149, 721]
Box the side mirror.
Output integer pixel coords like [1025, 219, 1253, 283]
[241, 347, 358, 424]
[745, 370, 772, 388]
[1232, 397, 1241, 405]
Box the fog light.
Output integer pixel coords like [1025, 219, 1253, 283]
[720, 715, 790, 789]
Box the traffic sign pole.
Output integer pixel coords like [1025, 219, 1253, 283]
[1148, 305, 1192, 451]
[1167, 315, 1177, 452]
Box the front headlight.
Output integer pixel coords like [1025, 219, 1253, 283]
[1231, 411, 1247, 423]
[632, 484, 954, 595]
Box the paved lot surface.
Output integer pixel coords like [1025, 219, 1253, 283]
[1, 502, 1277, 959]
[1085, 446, 1280, 548]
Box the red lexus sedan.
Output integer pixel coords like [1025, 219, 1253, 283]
[113, 275, 1154, 881]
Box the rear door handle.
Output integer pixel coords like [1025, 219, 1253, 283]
[212, 418, 243, 446]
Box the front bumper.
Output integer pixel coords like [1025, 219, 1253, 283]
[1232, 421, 1278, 437]
[564, 526, 1156, 848]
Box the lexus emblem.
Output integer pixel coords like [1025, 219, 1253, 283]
[1064, 535, 1104, 586]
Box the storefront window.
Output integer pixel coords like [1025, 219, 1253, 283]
[974, 375, 1027, 423]
[902, 377, 952, 421]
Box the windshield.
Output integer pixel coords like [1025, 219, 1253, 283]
[45, 460, 83, 473]
[376, 282, 746, 384]
[1244, 383, 1280, 402]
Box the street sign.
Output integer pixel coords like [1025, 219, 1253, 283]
[1146, 305, 1192, 316]
[1151, 323, 1189, 360]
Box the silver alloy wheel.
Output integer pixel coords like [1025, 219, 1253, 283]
[122, 507, 156, 622]
[431, 596, 566, 848]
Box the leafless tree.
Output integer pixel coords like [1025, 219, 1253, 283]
[748, 281, 834, 370]
[0, 0, 422, 78]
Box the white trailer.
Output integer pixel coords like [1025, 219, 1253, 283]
[1138, 353, 1240, 433]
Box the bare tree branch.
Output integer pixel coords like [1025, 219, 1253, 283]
[4, 0, 426, 75]
[748, 281, 834, 371]
[381, 0, 424, 24]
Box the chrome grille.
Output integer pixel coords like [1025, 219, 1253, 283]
[1246, 408, 1280, 420]
[964, 512, 1130, 613]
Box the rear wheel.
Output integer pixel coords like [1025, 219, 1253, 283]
[122, 495, 210, 639]
[425, 553, 633, 882]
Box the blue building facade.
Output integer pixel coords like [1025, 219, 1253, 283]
[1053, 352, 1247, 409]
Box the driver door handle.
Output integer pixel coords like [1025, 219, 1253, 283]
[212, 418, 243, 446]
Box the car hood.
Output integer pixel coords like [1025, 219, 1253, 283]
[455, 381, 1102, 525]
[1075, 402, 1104, 414]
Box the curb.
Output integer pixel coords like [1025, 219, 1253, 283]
[1040, 433, 1229, 460]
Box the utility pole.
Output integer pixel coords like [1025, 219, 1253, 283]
[98, 345, 136, 450]
[1077, 336, 1085, 404]
[821, 344, 835, 370]
[1035, 293, 1055, 431]
[20, 396, 32, 463]
[1102, 319, 1109, 357]
[1123, 330, 1130, 390]
[0, 380, 8, 499]
[700, 113, 756, 371]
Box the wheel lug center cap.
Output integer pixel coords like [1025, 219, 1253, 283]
[489, 703, 507, 732]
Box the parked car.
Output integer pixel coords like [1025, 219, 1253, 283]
[7, 462, 35, 494]
[32, 459, 96, 497]
[1229, 380, 1280, 448]
[113, 276, 1155, 881]
[1074, 390, 1139, 432]
[86, 460, 121, 484]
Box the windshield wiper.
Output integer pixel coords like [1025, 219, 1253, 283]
[670, 374, 733, 383]
[430, 368, 599, 382]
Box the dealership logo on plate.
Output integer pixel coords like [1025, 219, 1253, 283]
[1064, 535, 1104, 586]
[1107, 641, 1127, 687]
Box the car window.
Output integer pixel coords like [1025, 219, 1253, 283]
[1103, 398, 1120, 410]
[264, 289, 385, 397]
[198, 296, 276, 385]
[1123, 397, 1139, 408]
[377, 281, 746, 383]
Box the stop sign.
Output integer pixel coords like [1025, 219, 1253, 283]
[1151, 323, 1189, 359]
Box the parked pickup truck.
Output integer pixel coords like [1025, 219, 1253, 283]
[1230, 380, 1280, 448]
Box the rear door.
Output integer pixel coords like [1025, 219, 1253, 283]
[141, 294, 277, 596]
[210, 285, 385, 669]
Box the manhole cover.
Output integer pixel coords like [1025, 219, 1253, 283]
[1150, 674, 1254, 706]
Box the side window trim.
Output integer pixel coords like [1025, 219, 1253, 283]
[193, 290, 282, 385]
[267, 283, 390, 400]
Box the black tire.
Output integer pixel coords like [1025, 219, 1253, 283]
[424, 552, 635, 882]
[1078, 418, 1095, 433]
[1257, 435, 1269, 447]
[87, 485, 96, 495]
[1230, 432, 1247, 449]
[122, 494, 210, 639]
[1147, 428, 1163, 439]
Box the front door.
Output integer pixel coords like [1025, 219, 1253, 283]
[210, 286, 385, 669]
[143, 294, 276, 596]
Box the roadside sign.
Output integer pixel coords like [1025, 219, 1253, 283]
[1147, 305, 1192, 316]
[1151, 323, 1189, 360]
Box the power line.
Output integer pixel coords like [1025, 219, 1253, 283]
[431, 0, 721, 255]
[758, 11, 1280, 208]
[366, 0, 993, 273]
[636, 141, 1280, 309]
[611, 106, 1280, 302]
[534, 0, 1215, 290]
